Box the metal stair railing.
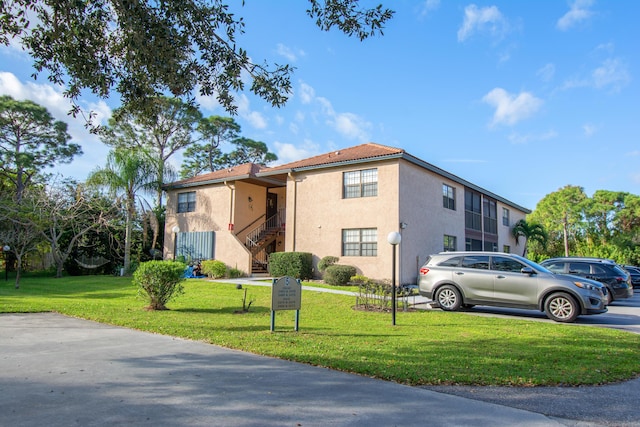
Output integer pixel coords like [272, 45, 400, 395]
[245, 208, 285, 251]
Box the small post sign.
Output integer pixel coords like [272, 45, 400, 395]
[270, 276, 301, 332]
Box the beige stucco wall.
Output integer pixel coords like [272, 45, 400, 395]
[285, 160, 401, 280]
[164, 183, 253, 273]
[398, 161, 466, 284]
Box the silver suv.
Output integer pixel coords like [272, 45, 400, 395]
[417, 252, 608, 323]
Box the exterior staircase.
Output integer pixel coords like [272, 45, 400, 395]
[244, 209, 284, 274]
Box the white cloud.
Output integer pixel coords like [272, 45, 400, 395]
[418, 0, 440, 18]
[557, 0, 595, 31]
[508, 130, 557, 144]
[457, 4, 507, 42]
[272, 140, 321, 164]
[298, 82, 315, 104]
[592, 58, 631, 92]
[582, 123, 597, 137]
[482, 88, 543, 127]
[276, 43, 305, 62]
[537, 63, 556, 82]
[298, 82, 371, 142]
[235, 93, 267, 129]
[562, 58, 630, 93]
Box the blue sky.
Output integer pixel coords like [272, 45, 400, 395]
[1, 0, 638, 210]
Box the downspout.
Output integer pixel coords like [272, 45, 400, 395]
[225, 181, 235, 231]
[288, 172, 297, 251]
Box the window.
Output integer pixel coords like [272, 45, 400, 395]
[343, 169, 378, 198]
[502, 208, 510, 226]
[483, 198, 497, 234]
[443, 235, 457, 251]
[484, 241, 498, 252]
[492, 256, 524, 273]
[177, 191, 196, 213]
[443, 184, 456, 210]
[503, 245, 510, 253]
[342, 228, 377, 256]
[462, 255, 490, 270]
[465, 238, 483, 251]
[465, 190, 481, 231]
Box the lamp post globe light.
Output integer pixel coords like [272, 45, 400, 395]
[387, 232, 401, 325]
[3, 245, 10, 281]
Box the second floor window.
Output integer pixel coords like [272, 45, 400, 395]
[465, 190, 481, 231]
[177, 191, 196, 213]
[343, 169, 378, 198]
[443, 184, 456, 210]
[483, 198, 497, 235]
[502, 208, 510, 226]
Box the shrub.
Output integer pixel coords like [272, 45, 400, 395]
[324, 264, 357, 286]
[318, 256, 339, 272]
[228, 267, 245, 278]
[132, 260, 186, 310]
[268, 252, 313, 280]
[201, 260, 226, 278]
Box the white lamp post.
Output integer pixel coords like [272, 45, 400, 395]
[387, 232, 402, 325]
[172, 226, 180, 260]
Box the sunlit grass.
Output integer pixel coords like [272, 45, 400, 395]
[2, 275, 639, 386]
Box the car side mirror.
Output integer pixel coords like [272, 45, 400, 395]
[521, 267, 535, 275]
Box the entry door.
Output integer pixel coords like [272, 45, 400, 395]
[266, 192, 277, 219]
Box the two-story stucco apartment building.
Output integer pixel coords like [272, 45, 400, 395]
[163, 143, 530, 285]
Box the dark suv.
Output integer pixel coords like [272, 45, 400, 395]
[540, 257, 633, 301]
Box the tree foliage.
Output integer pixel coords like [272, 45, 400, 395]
[101, 97, 202, 207]
[87, 147, 156, 274]
[180, 117, 277, 178]
[0, 95, 80, 202]
[526, 186, 640, 265]
[1, 1, 394, 119]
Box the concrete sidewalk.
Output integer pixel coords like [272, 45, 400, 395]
[1, 312, 566, 427]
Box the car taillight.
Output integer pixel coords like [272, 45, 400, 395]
[419, 267, 430, 275]
[615, 277, 624, 283]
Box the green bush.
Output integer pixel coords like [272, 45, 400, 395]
[318, 256, 339, 272]
[324, 264, 357, 286]
[268, 252, 313, 280]
[201, 260, 226, 278]
[132, 260, 186, 310]
[228, 267, 245, 278]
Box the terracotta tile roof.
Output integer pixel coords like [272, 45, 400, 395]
[168, 163, 268, 186]
[263, 143, 404, 173]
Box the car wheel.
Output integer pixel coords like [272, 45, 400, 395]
[435, 285, 462, 311]
[544, 292, 579, 323]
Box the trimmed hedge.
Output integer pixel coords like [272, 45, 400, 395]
[268, 252, 313, 280]
[318, 256, 339, 272]
[324, 264, 357, 286]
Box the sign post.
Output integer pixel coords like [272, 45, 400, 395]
[270, 276, 302, 332]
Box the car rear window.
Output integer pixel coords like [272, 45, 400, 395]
[612, 265, 629, 276]
[461, 256, 490, 270]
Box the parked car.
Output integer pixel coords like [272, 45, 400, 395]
[417, 252, 608, 323]
[539, 257, 634, 301]
[623, 265, 640, 289]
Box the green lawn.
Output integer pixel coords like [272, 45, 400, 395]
[2, 275, 639, 386]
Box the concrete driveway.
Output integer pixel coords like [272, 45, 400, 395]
[1, 313, 565, 427]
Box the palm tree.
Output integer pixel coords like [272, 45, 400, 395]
[87, 147, 155, 274]
[512, 219, 548, 257]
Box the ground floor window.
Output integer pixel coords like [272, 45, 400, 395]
[465, 238, 483, 251]
[443, 235, 457, 251]
[503, 245, 510, 253]
[342, 228, 377, 256]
